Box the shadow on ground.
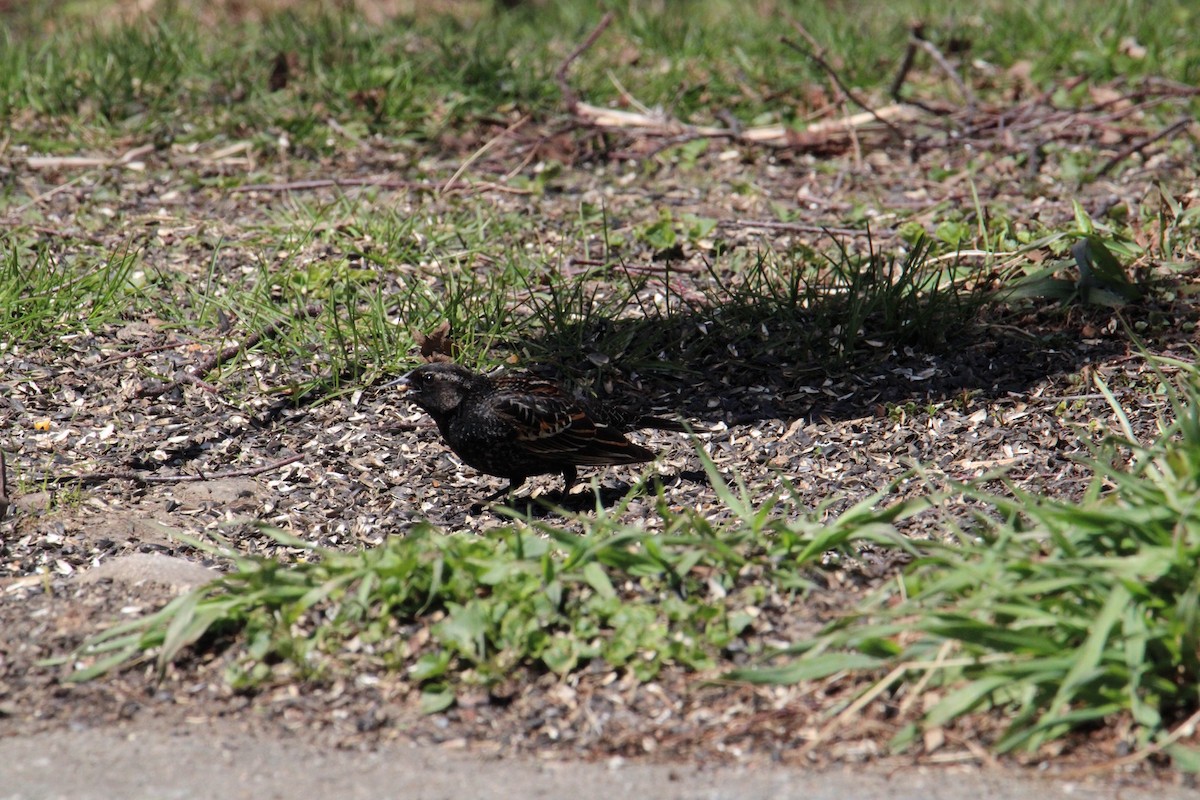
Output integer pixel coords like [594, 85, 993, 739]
[484, 469, 713, 516]
[515, 295, 1142, 428]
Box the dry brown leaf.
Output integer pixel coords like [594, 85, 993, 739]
[414, 321, 458, 363]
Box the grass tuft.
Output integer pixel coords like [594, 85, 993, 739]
[64, 454, 913, 704]
[732, 356, 1200, 765]
[0, 233, 143, 345]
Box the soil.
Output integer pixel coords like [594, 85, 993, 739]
[3, 39, 1200, 794]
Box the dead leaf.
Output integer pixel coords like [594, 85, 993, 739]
[269, 52, 297, 92]
[414, 321, 458, 363]
[1119, 36, 1147, 59]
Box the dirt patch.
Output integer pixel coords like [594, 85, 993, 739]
[2, 47, 1199, 781]
[4, 326, 1196, 780]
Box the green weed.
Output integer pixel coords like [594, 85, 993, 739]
[0, 234, 142, 345]
[64, 453, 913, 706]
[733, 356, 1200, 767]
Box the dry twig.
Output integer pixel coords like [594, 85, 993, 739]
[889, 24, 973, 119]
[228, 176, 532, 197]
[555, 12, 615, 112]
[719, 219, 896, 238]
[1096, 114, 1193, 176]
[912, 28, 977, 111]
[94, 338, 188, 368]
[781, 31, 906, 142]
[0, 450, 9, 521]
[36, 454, 305, 488]
[442, 115, 530, 193]
[229, 177, 431, 193]
[888, 27, 921, 103]
[136, 304, 324, 399]
[442, 180, 534, 197]
[1055, 706, 1200, 778]
[26, 226, 106, 246]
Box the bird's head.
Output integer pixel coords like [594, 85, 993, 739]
[386, 362, 482, 418]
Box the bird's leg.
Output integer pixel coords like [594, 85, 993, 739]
[560, 466, 578, 496]
[476, 478, 525, 508]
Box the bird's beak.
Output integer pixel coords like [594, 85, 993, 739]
[382, 373, 411, 392]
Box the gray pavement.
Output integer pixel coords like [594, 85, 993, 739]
[1, 720, 1192, 800]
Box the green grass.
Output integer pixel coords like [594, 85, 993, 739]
[66, 458, 916, 711]
[3, 184, 987, 400]
[64, 357, 1200, 767]
[8, 0, 1200, 773]
[0, 232, 143, 344]
[733, 358, 1200, 765]
[3, 0, 1198, 153]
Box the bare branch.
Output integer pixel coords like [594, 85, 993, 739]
[556, 12, 615, 112]
[1097, 115, 1193, 177]
[912, 28, 977, 111]
[780, 35, 906, 142]
[888, 27, 920, 102]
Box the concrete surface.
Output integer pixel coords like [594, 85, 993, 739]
[0, 720, 1192, 800]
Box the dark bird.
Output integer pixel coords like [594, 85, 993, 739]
[388, 362, 689, 504]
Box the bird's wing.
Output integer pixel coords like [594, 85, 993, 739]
[490, 378, 652, 464]
[491, 378, 595, 445]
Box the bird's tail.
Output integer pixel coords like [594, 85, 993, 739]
[634, 415, 705, 433]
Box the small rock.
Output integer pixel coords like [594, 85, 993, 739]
[13, 492, 53, 514]
[172, 478, 259, 507]
[77, 553, 218, 592]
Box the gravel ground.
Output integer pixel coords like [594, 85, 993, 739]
[3, 88, 1200, 787]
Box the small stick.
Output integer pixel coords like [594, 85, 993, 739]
[228, 177, 531, 197]
[1144, 76, 1200, 97]
[719, 219, 897, 238]
[887, 24, 960, 117]
[94, 338, 187, 368]
[912, 28, 977, 110]
[714, 109, 743, 135]
[179, 372, 221, 395]
[27, 226, 107, 246]
[1054, 706, 1200, 778]
[889, 27, 920, 102]
[229, 177, 430, 193]
[442, 181, 534, 196]
[780, 35, 906, 141]
[0, 450, 9, 520]
[1096, 115, 1193, 176]
[2, 175, 86, 223]
[555, 12, 615, 112]
[136, 304, 324, 399]
[36, 454, 305, 488]
[442, 115, 529, 194]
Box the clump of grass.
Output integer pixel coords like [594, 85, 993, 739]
[64, 454, 913, 713]
[122, 201, 542, 402]
[0, 234, 142, 345]
[519, 229, 989, 385]
[6, 1, 1196, 154]
[734, 356, 1200, 768]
